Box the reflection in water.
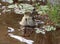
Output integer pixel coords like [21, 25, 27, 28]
[8, 27, 15, 32]
[8, 27, 34, 44]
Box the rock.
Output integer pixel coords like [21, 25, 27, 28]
[20, 14, 35, 27]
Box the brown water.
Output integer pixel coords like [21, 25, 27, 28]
[0, 12, 60, 44]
